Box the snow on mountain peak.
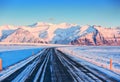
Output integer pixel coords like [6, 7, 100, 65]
[2, 28, 45, 43]
[57, 23, 77, 29]
[80, 25, 90, 33]
[0, 22, 120, 45]
[79, 25, 97, 37]
[59, 23, 70, 26]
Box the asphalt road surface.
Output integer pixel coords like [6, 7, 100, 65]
[0, 48, 120, 82]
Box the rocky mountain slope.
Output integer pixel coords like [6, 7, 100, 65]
[2, 28, 45, 43]
[0, 22, 120, 45]
[71, 26, 120, 45]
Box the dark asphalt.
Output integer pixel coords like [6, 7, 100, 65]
[0, 48, 120, 82]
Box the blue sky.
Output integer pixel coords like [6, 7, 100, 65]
[0, 0, 120, 27]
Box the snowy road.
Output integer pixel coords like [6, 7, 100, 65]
[0, 48, 120, 82]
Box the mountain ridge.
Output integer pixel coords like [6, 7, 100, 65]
[0, 22, 120, 45]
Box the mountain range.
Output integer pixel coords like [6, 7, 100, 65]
[0, 22, 120, 46]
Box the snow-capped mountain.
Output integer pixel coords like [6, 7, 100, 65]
[0, 22, 120, 45]
[71, 25, 120, 45]
[0, 25, 18, 41]
[2, 28, 45, 43]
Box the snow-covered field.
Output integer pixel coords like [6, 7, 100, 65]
[0, 46, 43, 68]
[1, 45, 120, 75]
[58, 46, 120, 74]
[0, 45, 120, 81]
[0, 44, 71, 69]
[0, 45, 43, 52]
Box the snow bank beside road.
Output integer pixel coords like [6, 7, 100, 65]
[58, 46, 120, 74]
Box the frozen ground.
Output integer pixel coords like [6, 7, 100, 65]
[58, 46, 120, 74]
[0, 45, 43, 52]
[0, 44, 71, 69]
[0, 48, 120, 82]
[0, 45, 43, 68]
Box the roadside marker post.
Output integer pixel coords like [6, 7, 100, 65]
[110, 58, 112, 70]
[0, 58, 2, 71]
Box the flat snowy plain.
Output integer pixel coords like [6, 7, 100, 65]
[0, 45, 120, 81]
[58, 46, 120, 74]
[0, 45, 120, 77]
[0, 45, 43, 68]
